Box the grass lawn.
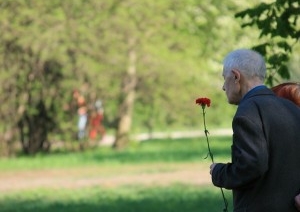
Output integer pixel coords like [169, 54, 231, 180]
[0, 185, 233, 212]
[0, 136, 233, 212]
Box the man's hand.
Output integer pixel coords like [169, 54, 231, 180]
[295, 193, 300, 211]
[210, 163, 217, 175]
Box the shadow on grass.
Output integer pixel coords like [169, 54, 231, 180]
[0, 185, 232, 212]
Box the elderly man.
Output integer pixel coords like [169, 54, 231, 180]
[210, 49, 300, 211]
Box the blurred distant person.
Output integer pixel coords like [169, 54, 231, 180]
[77, 104, 88, 141]
[89, 99, 105, 141]
[73, 90, 88, 141]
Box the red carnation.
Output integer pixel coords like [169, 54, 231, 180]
[195, 97, 211, 108]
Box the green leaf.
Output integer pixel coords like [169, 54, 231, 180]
[252, 43, 270, 56]
[268, 53, 289, 65]
[277, 64, 290, 79]
[277, 41, 292, 52]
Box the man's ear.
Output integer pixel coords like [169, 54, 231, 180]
[231, 69, 241, 82]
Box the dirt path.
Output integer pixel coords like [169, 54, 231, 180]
[0, 163, 212, 192]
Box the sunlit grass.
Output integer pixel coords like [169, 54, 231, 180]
[0, 136, 231, 171]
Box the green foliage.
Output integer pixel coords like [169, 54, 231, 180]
[235, 0, 300, 86]
[2, 0, 295, 154]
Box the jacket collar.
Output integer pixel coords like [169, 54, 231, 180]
[240, 85, 273, 103]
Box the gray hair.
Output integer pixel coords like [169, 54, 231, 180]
[223, 49, 266, 81]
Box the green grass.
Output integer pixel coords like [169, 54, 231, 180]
[0, 136, 231, 170]
[0, 185, 233, 212]
[0, 136, 233, 212]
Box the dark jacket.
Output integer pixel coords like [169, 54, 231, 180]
[212, 87, 300, 212]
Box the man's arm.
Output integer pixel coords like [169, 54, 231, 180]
[210, 116, 269, 189]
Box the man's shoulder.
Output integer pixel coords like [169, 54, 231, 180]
[236, 90, 277, 116]
[237, 90, 300, 117]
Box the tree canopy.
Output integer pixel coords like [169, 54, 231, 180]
[0, 0, 298, 155]
[236, 0, 300, 85]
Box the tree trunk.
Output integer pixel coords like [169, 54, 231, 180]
[113, 38, 137, 149]
[18, 101, 51, 155]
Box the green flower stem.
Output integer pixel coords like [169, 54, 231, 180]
[202, 109, 214, 162]
[202, 107, 228, 212]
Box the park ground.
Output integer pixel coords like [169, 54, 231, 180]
[0, 129, 232, 193]
[0, 162, 211, 192]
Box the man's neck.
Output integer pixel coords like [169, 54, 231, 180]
[241, 79, 264, 99]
